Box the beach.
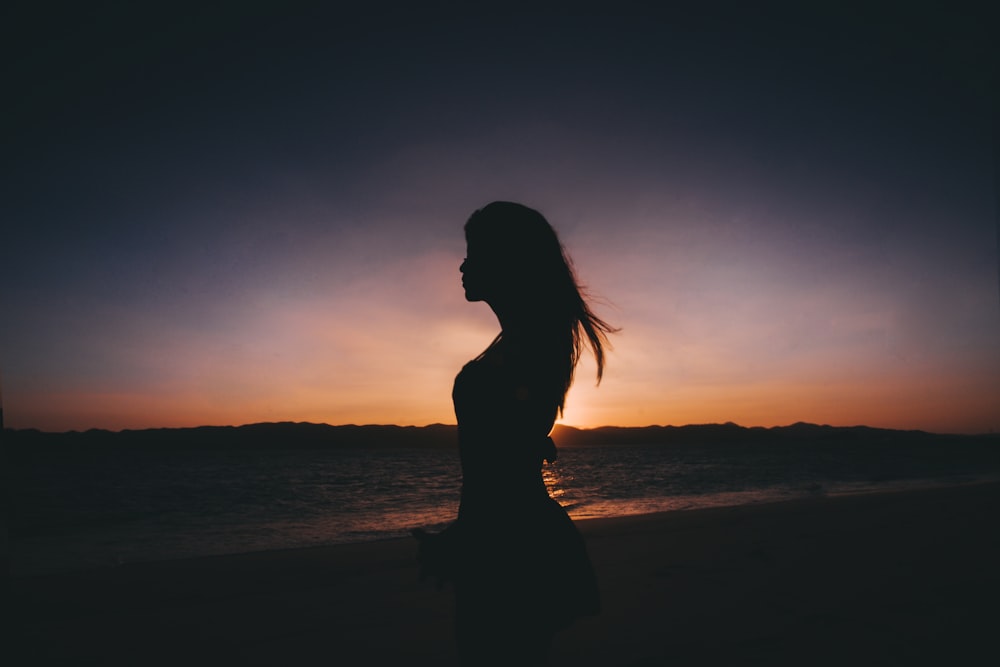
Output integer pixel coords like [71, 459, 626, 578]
[12, 481, 999, 666]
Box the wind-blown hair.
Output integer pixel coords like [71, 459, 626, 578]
[464, 201, 617, 413]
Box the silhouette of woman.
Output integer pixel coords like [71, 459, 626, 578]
[415, 202, 614, 665]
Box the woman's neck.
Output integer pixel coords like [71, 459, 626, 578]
[488, 299, 525, 337]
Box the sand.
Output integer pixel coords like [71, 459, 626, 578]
[11, 481, 1000, 666]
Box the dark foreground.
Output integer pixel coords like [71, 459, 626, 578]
[11, 481, 1000, 666]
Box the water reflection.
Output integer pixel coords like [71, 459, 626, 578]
[542, 460, 566, 499]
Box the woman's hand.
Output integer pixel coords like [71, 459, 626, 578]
[412, 527, 459, 590]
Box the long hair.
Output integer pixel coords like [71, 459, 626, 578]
[464, 201, 617, 413]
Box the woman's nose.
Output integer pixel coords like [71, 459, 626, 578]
[460, 259, 467, 273]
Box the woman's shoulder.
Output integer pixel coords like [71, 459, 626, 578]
[499, 334, 566, 374]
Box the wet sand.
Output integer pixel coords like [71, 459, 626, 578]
[11, 481, 1000, 666]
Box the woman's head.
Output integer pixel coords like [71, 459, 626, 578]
[461, 202, 582, 310]
[461, 201, 617, 410]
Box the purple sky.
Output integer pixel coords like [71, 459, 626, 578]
[4, 3, 997, 433]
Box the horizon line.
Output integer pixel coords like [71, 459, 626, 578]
[5, 419, 988, 438]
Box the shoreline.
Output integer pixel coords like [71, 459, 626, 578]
[12, 474, 996, 578]
[12, 480, 1000, 665]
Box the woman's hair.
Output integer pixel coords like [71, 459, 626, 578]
[465, 201, 617, 412]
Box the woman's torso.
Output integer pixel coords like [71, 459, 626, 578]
[452, 340, 560, 521]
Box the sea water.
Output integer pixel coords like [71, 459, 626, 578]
[9, 442, 998, 575]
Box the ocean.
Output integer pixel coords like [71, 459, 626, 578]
[9, 438, 999, 575]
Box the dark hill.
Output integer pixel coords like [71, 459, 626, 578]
[6, 421, 998, 456]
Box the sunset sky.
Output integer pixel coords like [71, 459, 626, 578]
[4, 2, 997, 434]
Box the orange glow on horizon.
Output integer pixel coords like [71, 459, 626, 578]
[9, 362, 998, 435]
[5, 237, 999, 436]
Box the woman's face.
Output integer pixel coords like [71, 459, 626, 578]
[460, 241, 501, 303]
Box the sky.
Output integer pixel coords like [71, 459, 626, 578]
[4, 2, 998, 434]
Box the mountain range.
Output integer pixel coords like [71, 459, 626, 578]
[6, 421, 998, 453]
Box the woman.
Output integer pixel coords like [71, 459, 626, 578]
[415, 201, 615, 665]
